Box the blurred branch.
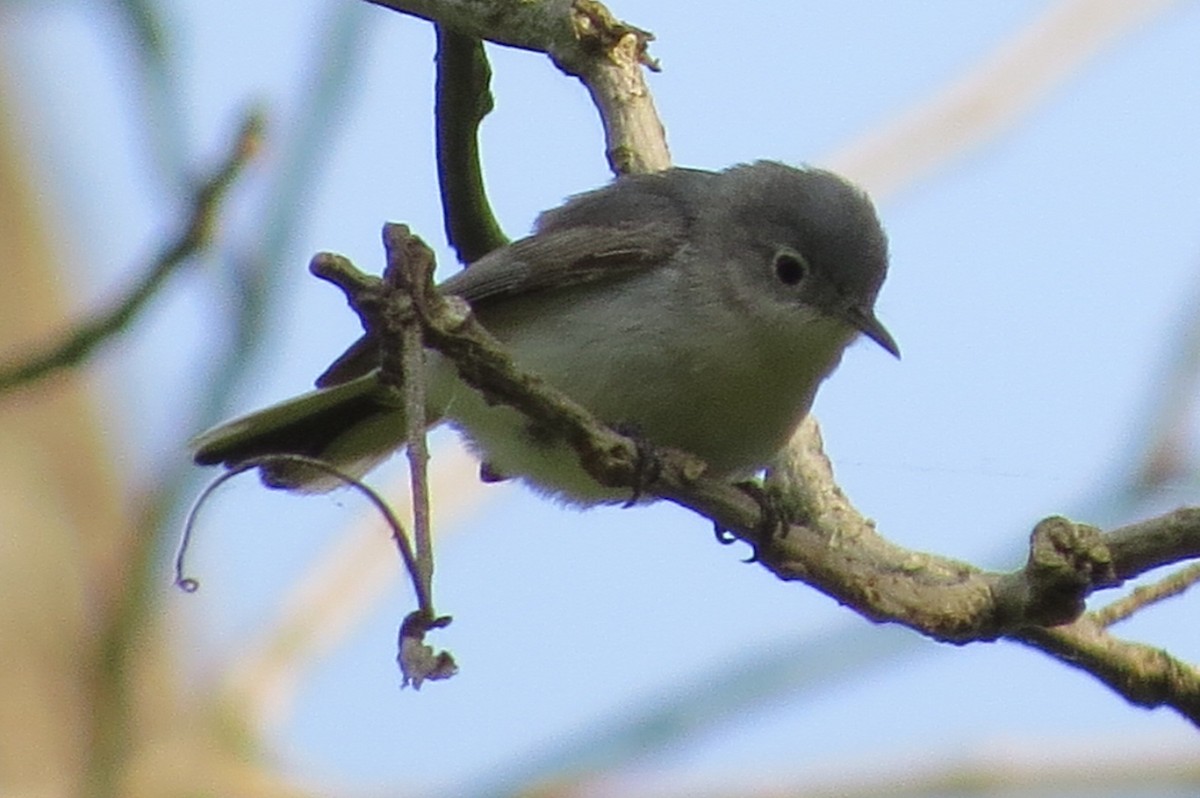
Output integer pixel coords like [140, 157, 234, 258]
[136, 3, 374, 538]
[434, 28, 508, 262]
[0, 57, 304, 797]
[75, 8, 367, 786]
[0, 60, 122, 798]
[108, 0, 190, 186]
[649, 736, 1200, 798]
[464, 625, 922, 797]
[0, 111, 264, 394]
[189, 5, 369, 429]
[367, 0, 670, 173]
[77, 8, 364, 780]
[111, 0, 170, 62]
[825, 0, 1182, 197]
[1115, 255, 1200, 502]
[74, 108, 264, 798]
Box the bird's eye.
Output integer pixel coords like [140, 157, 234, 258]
[773, 250, 808, 286]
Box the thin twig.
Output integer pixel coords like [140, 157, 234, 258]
[135, 7, 373, 546]
[405, 324, 435, 590]
[221, 445, 484, 730]
[1092, 562, 1200, 628]
[0, 111, 264, 394]
[1121, 258, 1200, 497]
[633, 738, 1200, 798]
[383, 225, 437, 602]
[111, 0, 190, 187]
[308, 234, 452, 636]
[180, 450, 457, 686]
[111, 0, 189, 186]
[176, 455, 427, 611]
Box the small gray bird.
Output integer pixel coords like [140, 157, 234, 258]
[192, 161, 897, 504]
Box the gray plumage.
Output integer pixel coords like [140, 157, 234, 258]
[192, 161, 896, 503]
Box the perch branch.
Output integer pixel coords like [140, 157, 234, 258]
[311, 225, 1200, 723]
[366, 0, 669, 173]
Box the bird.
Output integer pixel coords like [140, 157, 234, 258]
[191, 161, 897, 505]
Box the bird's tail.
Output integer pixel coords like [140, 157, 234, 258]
[191, 372, 411, 492]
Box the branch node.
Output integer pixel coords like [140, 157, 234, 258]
[1016, 516, 1118, 626]
[570, 0, 660, 71]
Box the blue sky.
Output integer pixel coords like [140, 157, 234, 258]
[5, 0, 1199, 794]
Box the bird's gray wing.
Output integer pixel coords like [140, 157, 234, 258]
[439, 218, 682, 305]
[316, 169, 708, 387]
[438, 168, 709, 305]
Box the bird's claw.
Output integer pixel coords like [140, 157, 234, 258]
[729, 479, 789, 562]
[614, 423, 663, 508]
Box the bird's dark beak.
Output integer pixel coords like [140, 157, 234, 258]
[843, 306, 900, 359]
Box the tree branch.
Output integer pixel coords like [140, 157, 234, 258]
[434, 27, 509, 262]
[1015, 620, 1200, 719]
[366, 0, 669, 173]
[311, 224, 1200, 725]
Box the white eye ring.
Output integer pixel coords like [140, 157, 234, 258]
[773, 249, 808, 286]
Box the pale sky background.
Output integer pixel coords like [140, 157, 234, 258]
[3, 0, 1200, 795]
